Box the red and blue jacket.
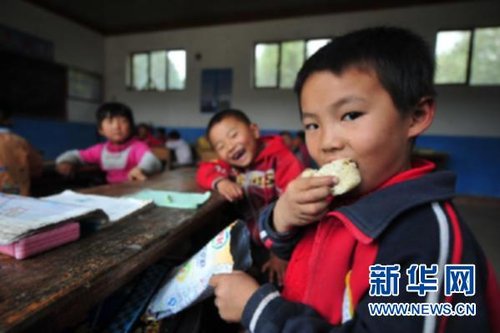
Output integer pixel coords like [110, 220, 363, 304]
[196, 135, 303, 244]
[242, 160, 499, 333]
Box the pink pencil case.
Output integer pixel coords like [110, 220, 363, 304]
[0, 222, 80, 260]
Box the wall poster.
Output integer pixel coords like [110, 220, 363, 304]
[200, 68, 232, 113]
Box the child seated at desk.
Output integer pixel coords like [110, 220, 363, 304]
[197, 109, 304, 285]
[55, 102, 162, 183]
[166, 130, 194, 167]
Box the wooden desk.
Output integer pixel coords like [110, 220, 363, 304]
[0, 168, 237, 333]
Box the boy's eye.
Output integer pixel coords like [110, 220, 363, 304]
[304, 123, 319, 131]
[341, 111, 363, 121]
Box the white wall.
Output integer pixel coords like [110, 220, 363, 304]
[0, 0, 104, 121]
[106, 1, 500, 137]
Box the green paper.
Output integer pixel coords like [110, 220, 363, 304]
[129, 189, 211, 209]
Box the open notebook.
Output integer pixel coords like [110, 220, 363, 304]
[0, 191, 154, 246]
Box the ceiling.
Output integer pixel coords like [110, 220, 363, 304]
[24, 0, 469, 36]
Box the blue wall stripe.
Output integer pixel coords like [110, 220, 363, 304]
[12, 117, 99, 159]
[11, 118, 500, 198]
[416, 135, 500, 198]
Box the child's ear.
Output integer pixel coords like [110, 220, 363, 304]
[407, 97, 435, 138]
[250, 123, 260, 139]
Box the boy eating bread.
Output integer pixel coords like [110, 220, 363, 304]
[209, 26, 499, 333]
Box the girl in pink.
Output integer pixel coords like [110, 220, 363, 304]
[56, 102, 161, 183]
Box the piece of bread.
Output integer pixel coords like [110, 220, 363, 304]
[301, 158, 361, 195]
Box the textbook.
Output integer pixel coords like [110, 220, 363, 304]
[0, 190, 154, 245]
[0, 222, 80, 259]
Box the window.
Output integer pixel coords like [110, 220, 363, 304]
[434, 27, 500, 85]
[126, 49, 186, 91]
[470, 27, 500, 85]
[254, 38, 331, 89]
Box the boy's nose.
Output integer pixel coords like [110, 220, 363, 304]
[320, 129, 344, 153]
[227, 143, 237, 155]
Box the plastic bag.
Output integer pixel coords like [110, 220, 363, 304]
[146, 220, 252, 320]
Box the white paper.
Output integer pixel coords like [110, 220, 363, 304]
[0, 190, 154, 245]
[43, 190, 153, 222]
[0, 193, 100, 245]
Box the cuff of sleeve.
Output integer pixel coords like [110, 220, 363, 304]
[259, 203, 298, 243]
[55, 150, 83, 164]
[242, 283, 280, 333]
[139, 151, 162, 173]
[211, 177, 226, 190]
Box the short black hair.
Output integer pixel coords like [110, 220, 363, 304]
[280, 130, 292, 137]
[96, 102, 135, 127]
[206, 109, 251, 137]
[96, 102, 136, 139]
[295, 26, 436, 115]
[167, 130, 181, 140]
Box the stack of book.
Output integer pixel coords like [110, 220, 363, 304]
[0, 191, 154, 259]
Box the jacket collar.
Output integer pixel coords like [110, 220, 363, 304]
[329, 161, 456, 244]
[252, 135, 287, 163]
[105, 137, 138, 151]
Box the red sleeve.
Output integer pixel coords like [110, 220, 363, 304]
[148, 134, 164, 147]
[196, 160, 232, 190]
[274, 150, 304, 193]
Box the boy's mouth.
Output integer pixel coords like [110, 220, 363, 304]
[323, 157, 357, 167]
[231, 148, 246, 162]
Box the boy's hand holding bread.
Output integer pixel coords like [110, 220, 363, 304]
[273, 158, 361, 233]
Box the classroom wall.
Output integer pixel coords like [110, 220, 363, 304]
[104, 1, 500, 138]
[102, 1, 500, 197]
[0, 0, 104, 121]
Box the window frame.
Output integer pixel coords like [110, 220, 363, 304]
[434, 26, 500, 87]
[253, 37, 332, 90]
[127, 48, 187, 92]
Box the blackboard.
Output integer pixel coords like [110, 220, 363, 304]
[0, 51, 66, 119]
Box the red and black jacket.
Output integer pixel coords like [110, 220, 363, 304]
[243, 161, 499, 333]
[196, 135, 303, 244]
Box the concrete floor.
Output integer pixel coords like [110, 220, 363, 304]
[454, 196, 500, 277]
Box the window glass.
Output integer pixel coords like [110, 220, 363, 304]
[434, 30, 471, 84]
[132, 53, 149, 90]
[470, 27, 500, 85]
[255, 43, 279, 87]
[168, 50, 186, 90]
[128, 49, 186, 91]
[280, 40, 305, 88]
[150, 51, 166, 91]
